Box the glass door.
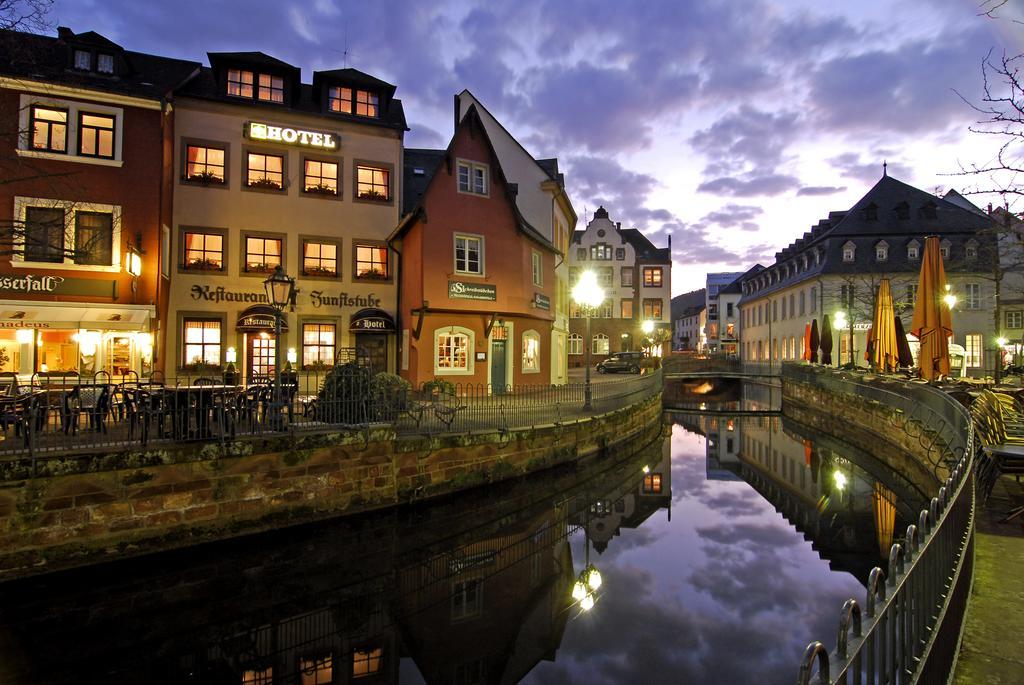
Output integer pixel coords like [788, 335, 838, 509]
[249, 334, 276, 382]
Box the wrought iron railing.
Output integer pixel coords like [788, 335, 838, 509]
[788, 366, 975, 685]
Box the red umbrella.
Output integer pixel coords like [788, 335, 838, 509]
[803, 323, 812, 361]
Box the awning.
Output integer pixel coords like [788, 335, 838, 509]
[237, 305, 288, 332]
[0, 301, 153, 331]
[350, 308, 396, 333]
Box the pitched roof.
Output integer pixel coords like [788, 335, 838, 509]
[207, 51, 299, 72]
[720, 264, 764, 294]
[618, 228, 671, 262]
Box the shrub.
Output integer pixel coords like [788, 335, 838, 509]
[316, 362, 373, 424]
[371, 372, 412, 420]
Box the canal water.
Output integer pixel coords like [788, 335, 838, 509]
[0, 396, 925, 684]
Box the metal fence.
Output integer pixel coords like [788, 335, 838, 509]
[788, 365, 975, 685]
[0, 367, 663, 466]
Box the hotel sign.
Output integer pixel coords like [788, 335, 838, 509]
[449, 280, 496, 302]
[245, 121, 338, 150]
[0, 273, 116, 298]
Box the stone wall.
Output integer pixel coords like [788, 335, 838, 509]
[0, 393, 663, 581]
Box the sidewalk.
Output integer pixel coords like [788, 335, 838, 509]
[952, 475, 1024, 684]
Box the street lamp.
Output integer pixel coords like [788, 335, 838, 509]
[264, 265, 296, 428]
[943, 284, 957, 309]
[834, 310, 853, 367]
[572, 270, 605, 411]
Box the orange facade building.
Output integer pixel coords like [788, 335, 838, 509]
[392, 106, 560, 389]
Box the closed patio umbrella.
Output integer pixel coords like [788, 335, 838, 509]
[864, 324, 875, 364]
[868, 278, 899, 372]
[810, 319, 820, 363]
[911, 236, 953, 381]
[820, 314, 834, 365]
[803, 323, 812, 361]
[894, 315, 914, 368]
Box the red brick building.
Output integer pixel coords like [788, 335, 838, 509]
[391, 106, 560, 389]
[0, 27, 198, 378]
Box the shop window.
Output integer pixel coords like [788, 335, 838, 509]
[532, 250, 542, 286]
[78, 112, 115, 159]
[74, 212, 113, 266]
[303, 241, 337, 277]
[303, 159, 338, 195]
[247, 152, 284, 190]
[642, 473, 662, 494]
[355, 90, 379, 117]
[568, 333, 582, 355]
[457, 160, 488, 196]
[436, 329, 470, 372]
[643, 298, 663, 320]
[454, 235, 483, 275]
[592, 333, 609, 355]
[23, 207, 65, 263]
[227, 69, 254, 98]
[451, 579, 482, 620]
[328, 86, 352, 113]
[183, 319, 222, 366]
[1007, 311, 1023, 329]
[245, 236, 282, 274]
[241, 666, 272, 685]
[36, 330, 79, 373]
[0, 331, 24, 373]
[299, 654, 333, 685]
[30, 106, 67, 153]
[185, 145, 225, 183]
[522, 330, 540, 373]
[621, 299, 633, 319]
[621, 267, 633, 287]
[356, 165, 390, 201]
[355, 243, 389, 279]
[183, 231, 224, 271]
[302, 323, 336, 368]
[257, 73, 284, 103]
[353, 646, 383, 679]
[642, 267, 663, 287]
[97, 53, 114, 74]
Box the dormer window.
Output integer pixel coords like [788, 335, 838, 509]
[226, 69, 283, 102]
[227, 69, 254, 98]
[940, 239, 951, 259]
[97, 53, 114, 74]
[257, 74, 284, 103]
[875, 240, 889, 262]
[356, 90, 378, 117]
[328, 87, 379, 117]
[966, 240, 978, 260]
[842, 241, 856, 262]
[907, 240, 920, 260]
[863, 203, 878, 221]
[73, 49, 90, 70]
[894, 202, 910, 220]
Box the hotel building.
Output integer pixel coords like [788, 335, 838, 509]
[165, 52, 406, 382]
[0, 27, 198, 378]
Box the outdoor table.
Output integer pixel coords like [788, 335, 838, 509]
[161, 385, 242, 440]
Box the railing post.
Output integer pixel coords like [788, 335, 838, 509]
[797, 641, 832, 685]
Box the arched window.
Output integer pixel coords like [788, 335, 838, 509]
[522, 330, 540, 373]
[843, 241, 856, 262]
[966, 239, 978, 260]
[568, 333, 582, 355]
[907, 239, 920, 260]
[433, 325, 474, 375]
[592, 333, 609, 355]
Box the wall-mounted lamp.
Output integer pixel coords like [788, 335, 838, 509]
[225, 346, 238, 364]
[126, 232, 145, 302]
[287, 347, 297, 365]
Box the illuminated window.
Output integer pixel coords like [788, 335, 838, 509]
[965, 333, 982, 368]
[592, 333, 609, 355]
[185, 145, 225, 182]
[73, 49, 91, 70]
[227, 69, 254, 97]
[183, 318, 221, 365]
[352, 646, 383, 679]
[78, 112, 115, 158]
[355, 90, 379, 117]
[23, 207, 65, 263]
[355, 244, 388, 279]
[303, 159, 338, 195]
[454, 235, 483, 275]
[302, 323, 336, 368]
[568, 333, 582, 355]
[452, 579, 482, 619]
[356, 165, 390, 200]
[590, 243, 612, 260]
[97, 53, 114, 74]
[247, 153, 284, 189]
[328, 87, 352, 113]
[643, 299, 663, 320]
[522, 331, 540, 373]
[302, 241, 337, 277]
[532, 250, 542, 286]
[642, 473, 662, 494]
[183, 231, 224, 271]
[621, 299, 633, 319]
[30, 106, 67, 153]
[257, 73, 284, 102]
[642, 267, 663, 287]
[457, 160, 488, 195]
[299, 654, 333, 685]
[241, 667, 272, 685]
[437, 332, 469, 370]
[74, 212, 113, 266]
[245, 236, 282, 273]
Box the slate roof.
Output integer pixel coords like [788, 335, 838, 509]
[570, 207, 671, 263]
[721, 264, 764, 294]
[207, 51, 299, 72]
[402, 148, 446, 215]
[740, 175, 998, 303]
[0, 27, 200, 101]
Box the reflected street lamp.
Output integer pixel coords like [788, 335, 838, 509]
[572, 270, 605, 411]
[264, 266, 296, 428]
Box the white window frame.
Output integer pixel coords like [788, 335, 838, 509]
[966, 240, 978, 259]
[456, 159, 489, 196]
[907, 242, 920, 260]
[966, 283, 981, 310]
[434, 326, 475, 376]
[842, 241, 855, 262]
[875, 241, 888, 262]
[592, 333, 609, 355]
[17, 94, 124, 167]
[568, 333, 582, 355]
[965, 333, 983, 368]
[12, 196, 122, 272]
[531, 250, 542, 287]
[522, 329, 540, 374]
[1007, 311, 1023, 329]
[454, 233, 484, 276]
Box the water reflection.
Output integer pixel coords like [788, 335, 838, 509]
[0, 412, 923, 685]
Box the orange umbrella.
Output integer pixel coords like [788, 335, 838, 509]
[803, 323, 812, 361]
[868, 278, 899, 372]
[911, 236, 953, 380]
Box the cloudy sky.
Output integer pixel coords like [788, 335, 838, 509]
[49, 0, 1024, 294]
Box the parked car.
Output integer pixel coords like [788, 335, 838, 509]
[597, 351, 645, 374]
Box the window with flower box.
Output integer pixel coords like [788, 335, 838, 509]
[302, 240, 338, 277]
[303, 159, 338, 196]
[244, 235, 283, 274]
[246, 152, 284, 190]
[302, 323, 336, 368]
[182, 230, 225, 272]
[185, 144, 226, 183]
[354, 242, 389, 280]
[355, 164, 390, 201]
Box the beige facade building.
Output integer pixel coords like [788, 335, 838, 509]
[165, 53, 405, 384]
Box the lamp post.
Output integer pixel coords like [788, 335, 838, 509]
[264, 266, 296, 428]
[572, 270, 605, 411]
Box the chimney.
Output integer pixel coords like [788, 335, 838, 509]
[616, 222, 621, 229]
[989, 203, 994, 215]
[668, 234, 672, 249]
[57, 26, 73, 41]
